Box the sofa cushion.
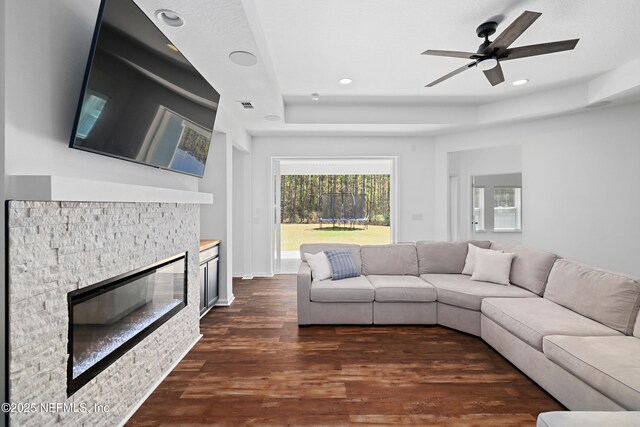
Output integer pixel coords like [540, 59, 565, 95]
[421, 273, 537, 311]
[635, 312, 640, 338]
[543, 335, 640, 409]
[490, 242, 557, 295]
[300, 243, 362, 273]
[416, 240, 490, 274]
[537, 411, 640, 427]
[482, 298, 622, 351]
[544, 259, 640, 335]
[361, 244, 418, 276]
[310, 276, 374, 303]
[368, 275, 436, 302]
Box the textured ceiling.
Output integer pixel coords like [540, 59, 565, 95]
[105, 0, 191, 67]
[135, 0, 640, 136]
[252, 0, 640, 100]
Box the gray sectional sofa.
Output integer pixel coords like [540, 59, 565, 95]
[297, 241, 640, 423]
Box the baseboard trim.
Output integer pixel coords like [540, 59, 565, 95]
[117, 333, 202, 427]
[215, 295, 235, 306]
[199, 306, 213, 318]
[253, 273, 274, 278]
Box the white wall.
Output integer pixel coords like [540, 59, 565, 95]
[232, 147, 244, 276]
[3, 0, 248, 193]
[522, 106, 640, 276]
[231, 147, 253, 278]
[435, 102, 640, 277]
[250, 136, 435, 275]
[199, 132, 234, 305]
[3, 0, 202, 191]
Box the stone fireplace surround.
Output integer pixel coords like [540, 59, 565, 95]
[6, 201, 201, 426]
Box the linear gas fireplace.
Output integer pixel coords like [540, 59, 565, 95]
[67, 253, 188, 396]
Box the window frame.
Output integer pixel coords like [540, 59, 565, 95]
[492, 186, 522, 233]
[472, 185, 486, 233]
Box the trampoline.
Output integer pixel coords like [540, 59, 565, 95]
[319, 193, 368, 229]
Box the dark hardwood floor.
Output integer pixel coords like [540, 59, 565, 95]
[127, 275, 563, 426]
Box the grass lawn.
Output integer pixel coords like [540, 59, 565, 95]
[280, 223, 391, 251]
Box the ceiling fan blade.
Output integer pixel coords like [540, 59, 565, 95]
[422, 49, 478, 59]
[426, 61, 476, 87]
[483, 62, 505, 86]
[485, 10, 542, 52]
[500, 39, 580, 60]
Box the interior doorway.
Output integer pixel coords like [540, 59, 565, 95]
[273, 158, 397, 273]
[447, 145, 523, 243]
[470, 173, 523, 242]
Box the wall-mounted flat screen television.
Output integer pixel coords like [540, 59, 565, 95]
[69, 0, 220, 177]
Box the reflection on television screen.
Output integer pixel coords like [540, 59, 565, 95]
[69, 0, 219, 177]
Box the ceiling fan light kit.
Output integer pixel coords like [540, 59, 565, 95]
[422, 10, 580, 87]
[477, 58, 498, 71]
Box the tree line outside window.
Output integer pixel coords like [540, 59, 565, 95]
[280, 174, 390, 226]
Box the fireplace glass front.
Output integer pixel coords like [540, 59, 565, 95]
[67, 253, 187, 395]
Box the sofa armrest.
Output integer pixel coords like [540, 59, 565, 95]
[297, 262, 312, 325]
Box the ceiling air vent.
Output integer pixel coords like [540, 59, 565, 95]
[238, 101, 254, 110]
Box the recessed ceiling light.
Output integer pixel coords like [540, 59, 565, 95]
[586, 100, 612, 109]
[512, 79, 529, 86]
[156, 10, 184, 27]
[166, 43, 179, 53]
[229, 51, 258, 66]
[311, 93, 320, 101]
[265, 115, 280, 121]
[339, 78, 353, 85]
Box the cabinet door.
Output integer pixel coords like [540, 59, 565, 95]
[206, 257, 219, 307]
[199, 263, 207, 314]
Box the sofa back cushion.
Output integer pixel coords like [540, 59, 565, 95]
[544, 259, 640, 335]
[300, 243, 362, 272]
[416, 240, 490, 274]
[490, 242, 557, 295]
[361, 244, 418, 276]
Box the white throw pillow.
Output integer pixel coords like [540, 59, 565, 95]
[471, 247, 515, 286]
[304, 252, 332, 281]
[462, 243, 503, 275]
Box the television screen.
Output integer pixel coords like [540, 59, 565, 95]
[69, 0, 220, 177]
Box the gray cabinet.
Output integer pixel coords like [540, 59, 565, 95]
[206, 257, 219, 307]
[199, 264, 207, 314]
[199, 243, 219, 317]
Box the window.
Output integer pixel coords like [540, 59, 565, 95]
[140, 106, 212, 176]
[494, 187, 521, 231]
[77, 92, 108, 139]
[472, 186, 485, 232]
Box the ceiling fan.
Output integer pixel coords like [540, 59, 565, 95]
[422, 11, 579, 87]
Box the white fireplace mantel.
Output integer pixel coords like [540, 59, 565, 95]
[6, 175, 213, 204]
